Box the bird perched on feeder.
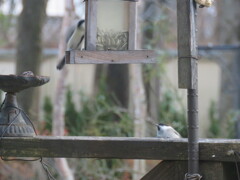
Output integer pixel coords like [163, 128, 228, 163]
[57, 19, 85, 70]
[195, 0, 214, 8]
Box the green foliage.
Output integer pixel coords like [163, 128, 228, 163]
[72, 158, 130, 180]
[65, 86, 133, 180]
[0, 1, 16, 47]
[141, 3, 176, 49]
[42, 87, 133, 179]
[0, 13, 9, 46]
[65, 88, 133, 137]
[208, 101, 220, 138]
[41, 85, 133, 137]
[207, 100, 237, 138]
[158, 89, 187, 138]
[42, 96, 53, 132]
[225, 110, 238, 138]
[143, 51, 168, 82]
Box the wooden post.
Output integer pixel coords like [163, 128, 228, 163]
[177, 0, 198, 89]
[128, 1, 137, 50]
[85, 0, 97, 50]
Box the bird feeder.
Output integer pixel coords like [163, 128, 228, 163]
[0, 72, 49, 137]
[66, 0, 156, 64]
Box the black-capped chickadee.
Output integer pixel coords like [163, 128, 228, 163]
[57, 19, 85, 70]
[156, 123, 181, 138]
[148, 120, 181, 138]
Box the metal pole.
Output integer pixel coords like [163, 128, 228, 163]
[187, 89, 199, 174]
[186, 1, 200, 177]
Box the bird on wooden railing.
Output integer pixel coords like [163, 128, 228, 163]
[147, 120, 181, 138]
[57, 19, 85, 70]
[156, 123, 181, 138]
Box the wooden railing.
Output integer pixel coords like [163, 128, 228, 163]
[1, 136, 239, 162]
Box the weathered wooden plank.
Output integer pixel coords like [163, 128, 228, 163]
[141, 161, 183, 180]
[85, 0, 97, 50]
[141, 161, 237, 180]
[177, 0, 198, 89]
[128, 2, 137, 50]
[66, 50, 156, 64]
[178, 58, 198, 89]
[0, 137, 240, 162]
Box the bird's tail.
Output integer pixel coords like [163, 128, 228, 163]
[56, 56, 65, 70]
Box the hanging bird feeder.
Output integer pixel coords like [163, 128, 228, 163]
[65, 0, 156, 64]
[0, 72, 49, 137]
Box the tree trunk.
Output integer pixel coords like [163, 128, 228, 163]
[147, 77, 160, 122]
[52, 0, 75, 179]
[93, 64, 107, 95]
[94, 64, 129, 109]
[141, 0, 168, 124]
[106, 64, 129, 107]
[16, 0, 47, 116]
[129, 2, 147, 179]
[130, 64, 147, 180]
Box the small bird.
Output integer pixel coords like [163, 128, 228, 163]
[57, 19, 85, 70]
[21, 71, 34, 76]
[147, 119, 181, 138]
[156, 123, 181, 138]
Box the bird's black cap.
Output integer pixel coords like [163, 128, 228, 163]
[158, 123, 168, 126]
[157, 123, 170, 130]
[77, 20, 85, 28]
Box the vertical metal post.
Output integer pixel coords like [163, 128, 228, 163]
[186, 1, 199, 175]
[187, 89, 199, 174]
